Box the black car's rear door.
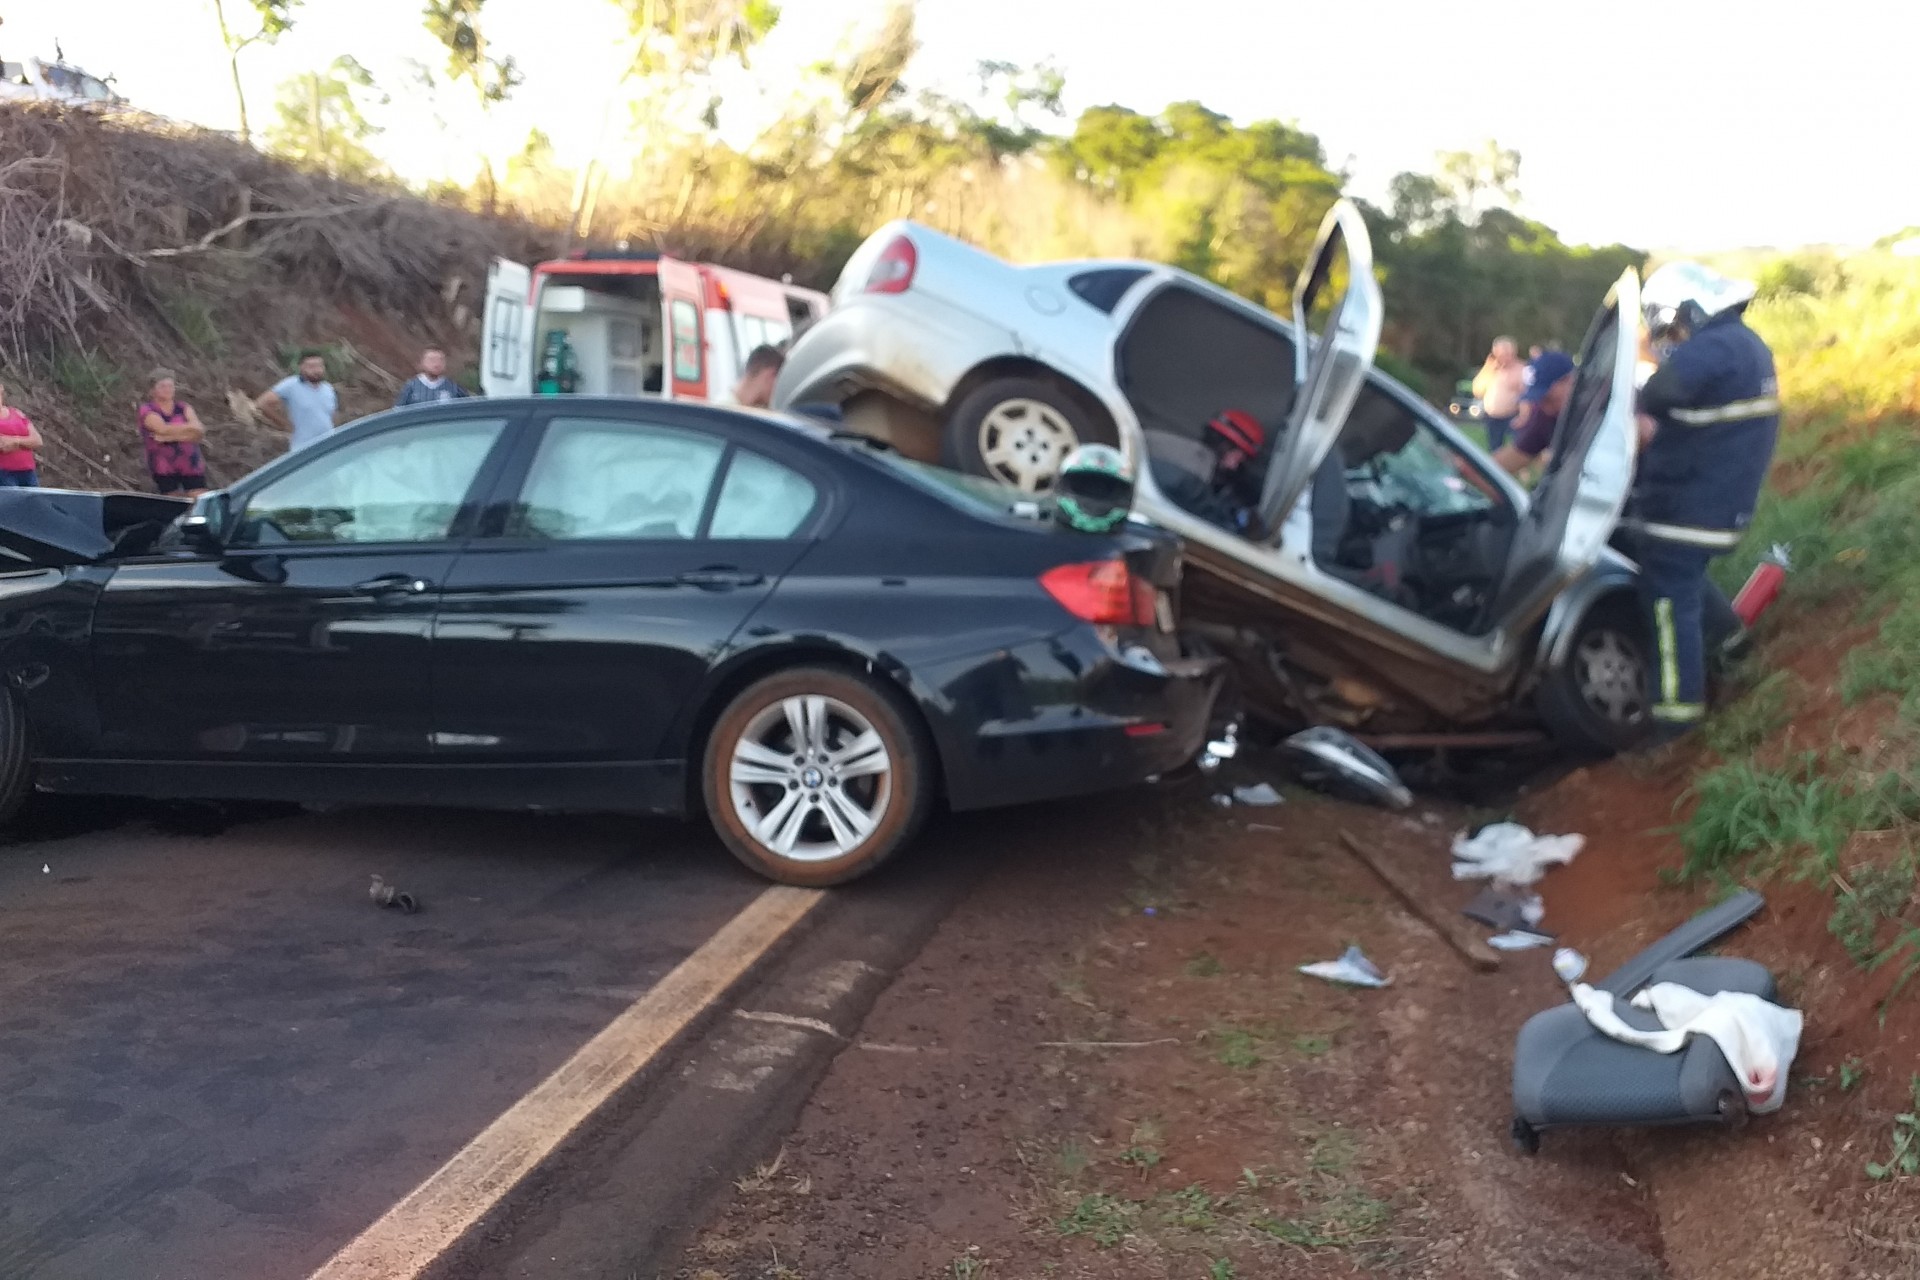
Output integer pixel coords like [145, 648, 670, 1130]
[428, 406, 830, 793]
[88, 412, 517, 760]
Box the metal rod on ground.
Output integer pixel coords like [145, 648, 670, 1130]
[1337, 829, 1501, 973]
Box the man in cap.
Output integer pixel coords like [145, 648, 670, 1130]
[1490, 348, 1577, 478]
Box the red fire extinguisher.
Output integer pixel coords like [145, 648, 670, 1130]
[1732, 544, 1791, 626]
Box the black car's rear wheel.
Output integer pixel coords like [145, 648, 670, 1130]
[1536, 601, 1653, 755]
[702, 667, 932, 886]
[0, 688, 30, 827]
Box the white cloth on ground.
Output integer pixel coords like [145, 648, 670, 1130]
[1450, 822, 1585, 885]
[1569, 981, 1803, 1113]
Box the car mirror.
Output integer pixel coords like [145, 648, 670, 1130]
[179, 490, 231, 552]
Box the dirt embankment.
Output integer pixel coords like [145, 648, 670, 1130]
[0, 105, 549, 489]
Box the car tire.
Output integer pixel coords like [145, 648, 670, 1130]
[0, 687, 31, 827]
[702, 667, 934, 887]
[942, 376, 1113, 494]
[1536, 600, 1654, 755]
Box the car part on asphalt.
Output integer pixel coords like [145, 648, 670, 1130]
[1461, 884, 1545, 933]
[1228, 782, 1284, 806]
[1197, 719, 1240, 774]
[368, 875, 419, 914]
[1298, 944, 1390, 988]
[1510, 890, 1770, 1153]
[1279, 726, 1413, 809]
[1487, 930, 1555, 950]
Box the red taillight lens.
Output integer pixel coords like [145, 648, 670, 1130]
[864, 236, 918, 294]
[1040, 561, 1156, 627]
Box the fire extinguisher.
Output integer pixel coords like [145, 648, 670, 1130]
[1732, 544, 1791, 626]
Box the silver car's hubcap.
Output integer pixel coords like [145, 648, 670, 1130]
[978, 398, 1079, 493]
[1575, 628, 1648, 725]
[729, 694, 892, 863]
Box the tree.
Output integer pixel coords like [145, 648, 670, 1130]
[264, 56, 387, 182]
[210, 0, 301, 145]
[1434, 140, 1521, 224]
[422, 0, 522, 208]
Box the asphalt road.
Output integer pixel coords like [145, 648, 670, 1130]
[0, 793, 985, 1280]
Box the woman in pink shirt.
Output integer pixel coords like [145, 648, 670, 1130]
[0, 380, 45, 487]
[137, 369, 209, 497]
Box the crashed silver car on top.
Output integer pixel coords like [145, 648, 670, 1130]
[775, 202, 1659, 754]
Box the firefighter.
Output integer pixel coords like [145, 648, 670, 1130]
[1630, 261, 1780, 741]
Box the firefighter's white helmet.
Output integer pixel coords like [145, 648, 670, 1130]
[1641, 261, 1757, 343]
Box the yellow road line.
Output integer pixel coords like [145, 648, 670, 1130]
[306, 885, 823, 1280]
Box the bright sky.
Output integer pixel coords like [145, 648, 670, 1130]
[15, 0, 1919, 252]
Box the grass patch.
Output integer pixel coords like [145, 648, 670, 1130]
[1842, 1056, 1866, 1092]
[1704, 670, 1800, 758]
[1830, 856, 1917, 965]
[1291, 1033, 1333, 1058]
[1865, 1075, 1920, 1181]
[1208, 1024, 1269, 1070]
[1118, 1119, 1163, 1173]
[157, 290, 226, 354]
[46, 344, 125, 409]
[1185, 950, 1225, 978]
[1841, 602, 1920, 720]
[1675, 754, 1919, 882]
[1156, 1183, 1220, 1231]
[1057, 1192, 1135, 1246]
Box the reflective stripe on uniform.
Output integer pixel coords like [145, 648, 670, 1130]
[1653, 701, 1707, 723]
[1655, 597, 1679, 707]
[1636, 520, 1744, 549]
[1670, 397, 1780, 425]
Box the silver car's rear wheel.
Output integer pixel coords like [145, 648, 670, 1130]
[1572, 627, 1648, 726]
[977, 398, 1080, 493]
[1536, 602, 1653, 755]
[942, 376, 1112, 494]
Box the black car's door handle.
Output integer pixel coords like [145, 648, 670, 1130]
[352, 573, 432, 597]
[676, 567, 765, 590]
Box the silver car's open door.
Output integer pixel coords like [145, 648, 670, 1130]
[1486, 268, 1641, 632]
[1257, 200, 1383, 538]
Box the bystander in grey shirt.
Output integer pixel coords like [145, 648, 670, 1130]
[274, 376, 340, 452]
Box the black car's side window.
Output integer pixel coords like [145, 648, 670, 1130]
[233, 417, 509, 546]
[508, 417, 726, 540]
[709, 451, 818, 539]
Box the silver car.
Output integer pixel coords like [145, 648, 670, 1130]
[774, 203, 1655, 753]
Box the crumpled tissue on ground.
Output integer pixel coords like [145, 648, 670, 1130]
[1570, 982, 1804, 1113]
[1298, 945, 1390, 988]
[1450, 822, 1585, 886]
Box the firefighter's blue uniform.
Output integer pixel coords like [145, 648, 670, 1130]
[1629, 308, 1780, 729]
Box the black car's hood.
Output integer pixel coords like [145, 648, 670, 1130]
[0, 488, 189, 567]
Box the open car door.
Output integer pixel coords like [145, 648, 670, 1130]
[481, 257, 533, 397]
[1257, 200, 1384, 538]
[1485, 268, 1641, 632]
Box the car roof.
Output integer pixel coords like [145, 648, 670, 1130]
[351, 395, 835, 442]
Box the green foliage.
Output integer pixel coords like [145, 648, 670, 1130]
[265, 57, 388, 182]
[1675, 754, 1919, 882]
[1209, 1025, 1263, 1070]
[1057, 1192, 1135, 1246]
[423, 0, 520, 103]
[1829, 857, 1916, 965]
[1208, 1260, 1236, 1280]
[1703, 671, 1799, 759]
[157, 291, 225, 355]
[1185, 951, 1224, 978]
[1841, 1056, 1866, 1091]
[1864, 1075, 1920, 1180]
[46, 345, 124, 409]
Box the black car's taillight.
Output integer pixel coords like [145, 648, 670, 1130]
[1040, 560, 1156, 627]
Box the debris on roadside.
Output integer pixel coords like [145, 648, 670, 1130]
[1279, 727, 1413, 809]
[1488, 930, 1555, 951]
[1451, 822, 1584, 885]
[369, 875, 419, 915]
[1339, 830, 1501, 972]
[1197, 721, 1241, 774]
[1229, 782, 1284, 806]
[1570, 980, 1804, 1113]
[1299, 944, 1391, 988]
[1462, 884, 1545, 933]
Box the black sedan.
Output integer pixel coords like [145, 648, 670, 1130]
[0, 399, 1221, 885]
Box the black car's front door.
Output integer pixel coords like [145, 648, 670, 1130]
[89, 414, 516, 759]
[428, 410, 827, 797]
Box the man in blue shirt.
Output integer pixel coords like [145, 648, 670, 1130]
[253, 350, 341, 453]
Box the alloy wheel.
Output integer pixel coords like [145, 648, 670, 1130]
[1574, 626, 1648, 726]
[728, 694, 894, 863]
